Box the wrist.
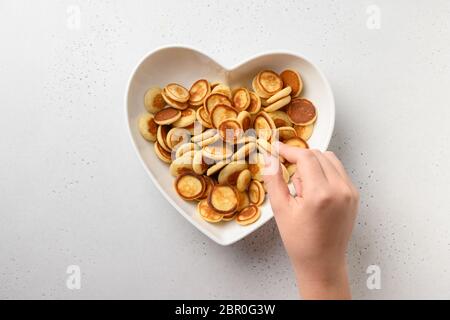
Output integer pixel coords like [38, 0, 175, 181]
[294, 259, 351, 300]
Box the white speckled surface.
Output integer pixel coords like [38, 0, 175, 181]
[1, 0, 450, 299]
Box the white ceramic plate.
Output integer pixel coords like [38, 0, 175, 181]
[126, 46, 335, 245]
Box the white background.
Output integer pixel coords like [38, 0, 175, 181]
[1, 0, 450, 299]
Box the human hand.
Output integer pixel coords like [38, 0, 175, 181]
[263, 143, 359, 299]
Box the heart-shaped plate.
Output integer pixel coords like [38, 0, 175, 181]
[126, 46, 335, 245]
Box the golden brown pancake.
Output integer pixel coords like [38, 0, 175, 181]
[154, 107, 181, 125]
[287, 98, 317, 125]
[280, 69, 303, 97]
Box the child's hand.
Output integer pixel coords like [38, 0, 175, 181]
[263, 143, 359, 299]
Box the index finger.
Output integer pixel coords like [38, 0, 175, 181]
[278, 143, 328, 194]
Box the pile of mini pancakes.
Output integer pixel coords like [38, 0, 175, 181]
[138, 69, 317, 226]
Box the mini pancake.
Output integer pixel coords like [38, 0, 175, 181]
[276, 126, 297, 141]
[211, 84, 232, 99]
[248, 153, 265, 181]
[197, 176, 215, 200]
[174, 171, 205, 200]
[253, 111, 276, 140]
[294, 123, 314, 141]
[166, 127, 190, 150]
[208, 185, 239, 214]
[202, 141, 233, 161]
[260, 97, 270, 107]
[248, 180, 265, 206]
[247, 91, 262, 114]
[154, 141, 172, 163]
[266, 86, 292, 104]
[252, 76, 271, 99]
[232, 88, 251, 111]
[169, 153, 194, 176]
[138, 113, 158, 142]
[218, 119, 243, 143]
[218, 161, 248, 185]
[204, 93, 233, 114]
[157, 125, 172, 152]
[257, 70, 283, 95]
[236, 205, 261, 226]
[284, 137, 309, 149]
[206, 159, 230, 176]
[165, 83, 190, 103]
[210, 81, 221, 90]
[161, 89, 189, 110]
[256, 138, 273, 155]
[192, 150, 209, 175]
[237, 191, 250, 211]
[172, 108, 196, 128]
[286, 163, 296, 177]
[197, 199, 223, 223]
[222, 212, 237, 222]
[144, 87, 166, 114]
[175, 142, 198, 159]
[210, 104, 238, 128]
[287, 98, 317, 126]
[191, 128, 217, 143]
[237, 111, 252, 132]
[280, 69, 303, 97]
[196, 106, 213, 128]
[231, 142, 256, 162]
[185, 121, 204, 136]
[197, 132, 220, 147]
[154, 107, 181, 125]
[236, 169, 252, 192]
[189, 79, 210, 106]
[269, 111, 292, 128]
[264, 95, 291, 113]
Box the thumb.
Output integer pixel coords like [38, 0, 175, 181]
[262, 152, 292, 217]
